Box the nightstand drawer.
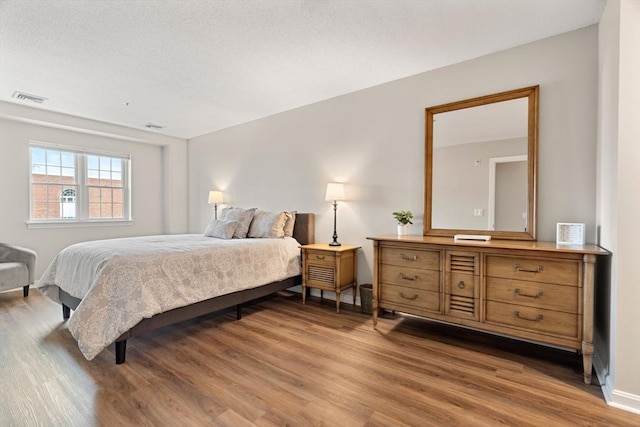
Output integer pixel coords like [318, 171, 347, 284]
[380, 264, 440, 292]
[380, 284, 440, 312]
[305, 250, 336, 266]
[486, 255, 579, 287]
[380, 246, 440, 270]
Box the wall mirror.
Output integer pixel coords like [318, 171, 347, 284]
[424, 86, 539, 240]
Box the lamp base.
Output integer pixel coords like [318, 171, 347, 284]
[329, 200, 341, 246]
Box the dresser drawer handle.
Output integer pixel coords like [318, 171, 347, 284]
[514, 288, 543, 298]
[514, 311, 543, 322]
[400, 292, 418, 300]
[315, 255, 325, 260]
[399, 273, 418, 281]
[457, 281, 465, 289]
[399, 254, 417, 261]
[514, 264, 544, 273]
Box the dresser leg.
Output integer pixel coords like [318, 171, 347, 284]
[582, 341, 594, 384]
[336, 292, 340, 313]
[302, 284, 306, 305]
[373, 306, 378, 328]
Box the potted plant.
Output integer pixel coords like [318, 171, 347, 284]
[393, 210, 413, 236]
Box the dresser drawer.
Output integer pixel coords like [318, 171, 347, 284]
[380, 284, 440, 312]
[486, 277, 578, 313]
[380, 264, 440, 292]
[486, 255, 579, 287]
[305, 250, 336, 266]
[485, 301, 579, 339]
[380, 246, 440, 270]
[446, 272, 476, 298]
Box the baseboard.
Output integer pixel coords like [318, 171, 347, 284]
[608, 389, 640, 415]
[594, 349, 640, 414]
[305, 287, 361, 305]
[593, 349, 609, 398]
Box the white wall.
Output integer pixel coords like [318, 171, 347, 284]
[597, 0, 640, 413]
[0, 102, 188, 276]
[189, 26, 600, 290]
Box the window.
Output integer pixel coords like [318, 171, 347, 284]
[30, 143, 130, 223]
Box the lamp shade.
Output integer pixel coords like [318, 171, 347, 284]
[208, 190, 224, 204]
[325, 182, 345, 201]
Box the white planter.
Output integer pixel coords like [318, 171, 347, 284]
[397, 224, 409, 236]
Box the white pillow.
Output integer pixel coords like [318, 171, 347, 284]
[204, 220, 238, 239]
[219, 207, 256, 238]
[248, 210, 287, 238]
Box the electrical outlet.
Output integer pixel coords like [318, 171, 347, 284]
[473, 208, 484, 217]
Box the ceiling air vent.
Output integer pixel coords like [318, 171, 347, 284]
[145, 123, 163, 130]
[12, 91, 47, 104]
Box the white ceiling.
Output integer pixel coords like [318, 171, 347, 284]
[0, 0, 606, 140]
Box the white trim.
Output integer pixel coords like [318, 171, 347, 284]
[609, 389, 640, 415]
[594, 350, 640, 414]
[0, 113, 151, 143]
[30, 140, 130, 159]
[26, 220, 134, 229]
[487, 154, 527, 230]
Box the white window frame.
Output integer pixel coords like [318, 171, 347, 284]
[28, 141, 132, 228]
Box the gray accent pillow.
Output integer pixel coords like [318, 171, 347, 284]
[219, 207, 257, 238]
[204, 220, 238, 239]
[248, 210, 287, 238]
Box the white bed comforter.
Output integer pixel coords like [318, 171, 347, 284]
[36, 235, 302, 360]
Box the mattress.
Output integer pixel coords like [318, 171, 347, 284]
[37, 234, 302, 359]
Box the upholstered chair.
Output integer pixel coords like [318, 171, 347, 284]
[0, 243, 37, 297]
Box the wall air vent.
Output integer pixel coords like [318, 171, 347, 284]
[145, 123, 163, 130]
[12, 91, 47, 104]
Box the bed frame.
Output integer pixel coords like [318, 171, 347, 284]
[59, 213, 315, 364]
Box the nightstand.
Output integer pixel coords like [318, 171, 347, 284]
[300, 243, 360, 313]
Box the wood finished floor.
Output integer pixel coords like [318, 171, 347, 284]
[1, 289, 637, 427]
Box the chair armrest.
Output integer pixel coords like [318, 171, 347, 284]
[0, 243, 37, 284]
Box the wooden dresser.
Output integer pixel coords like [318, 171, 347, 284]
[368, 235, 609, 384]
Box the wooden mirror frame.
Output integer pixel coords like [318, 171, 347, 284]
[424, 85, 539, 240]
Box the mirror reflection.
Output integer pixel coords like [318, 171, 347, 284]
[424, 86, 538, 240]
[432, 98, 528, 231]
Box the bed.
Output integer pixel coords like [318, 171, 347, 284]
[36, 212, 314, 364]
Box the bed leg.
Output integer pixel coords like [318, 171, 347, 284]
[236, 304, 242, 320]
[115, 340, 126, 364]
[23, 285, 29, 297]
[62, 304, 70, 320]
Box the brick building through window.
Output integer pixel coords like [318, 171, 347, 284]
[30, 144, 129, 222]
